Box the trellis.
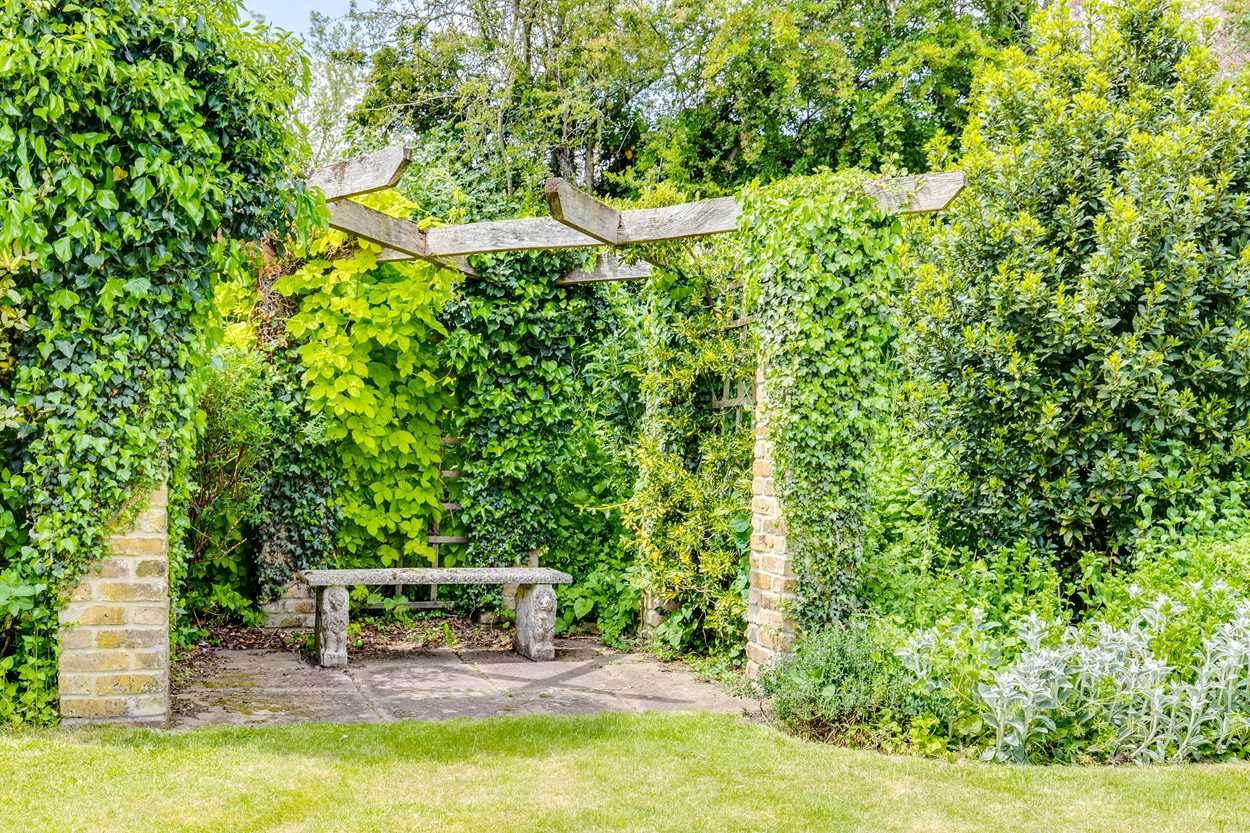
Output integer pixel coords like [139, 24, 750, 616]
[304, 146, 964, 654]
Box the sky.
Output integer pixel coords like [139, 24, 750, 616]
[245, 0, 357, 37]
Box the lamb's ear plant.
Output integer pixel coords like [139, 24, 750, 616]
[900, 595, 1250, 763]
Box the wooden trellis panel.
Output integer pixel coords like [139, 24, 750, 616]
[363, 435, 465, 612]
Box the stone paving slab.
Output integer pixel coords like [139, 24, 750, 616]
[172, 638, 752, 728]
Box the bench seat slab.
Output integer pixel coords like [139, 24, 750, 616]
[303, 567, 572, 587]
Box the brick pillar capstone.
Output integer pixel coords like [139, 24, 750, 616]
[745, 366, 797, 678]
[58, 483, 170, 725]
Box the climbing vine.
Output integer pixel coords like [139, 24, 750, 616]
[441, 250, 631, 621]
[276, 192, 453, 569]
[740, 171, 901, 627]
[0, 1, 311, 723]
[627, 234, 754, 653]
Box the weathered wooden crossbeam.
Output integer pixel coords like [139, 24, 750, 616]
[325, 199, 477, 276]
[308, 145, 413, 201]
[555, 255, 652, 286]
[543, 171, 965, 248]
[306, 147, 965, 283]
[546, 179, 739, 245]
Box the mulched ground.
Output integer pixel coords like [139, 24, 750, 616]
[174, 615, 516, 683]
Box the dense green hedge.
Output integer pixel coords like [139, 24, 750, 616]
[441, 250, 637, 634]
[0, 0, 310, 722]
[906, 0, 1250, 576]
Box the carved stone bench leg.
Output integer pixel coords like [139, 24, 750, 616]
[315, 585, 349, 668]
[513, 583, 557, 661]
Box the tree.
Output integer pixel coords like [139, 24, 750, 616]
[647, 0, 1033, 192]
[334, 0, 1036, 213]
[341, 0, 670, 217]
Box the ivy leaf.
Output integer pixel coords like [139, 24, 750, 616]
[130, 177, 154, 207]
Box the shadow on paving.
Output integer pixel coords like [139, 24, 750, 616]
[170, 637, 753, 728]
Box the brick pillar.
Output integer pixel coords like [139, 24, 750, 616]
[745, 366, 796, 678]
[58, 484, 170, 725]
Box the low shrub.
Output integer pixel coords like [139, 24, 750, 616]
[899, 596, 1250, 763]
[758, 622, 950, 750]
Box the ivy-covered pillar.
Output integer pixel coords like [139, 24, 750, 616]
[746, 366, 796, 677]
[739, 171, 905, 677]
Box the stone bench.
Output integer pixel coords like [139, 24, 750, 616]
[302, 567, 573, 667]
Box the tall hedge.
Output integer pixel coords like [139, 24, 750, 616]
[0, 0, 310, 723]
[906, 0, 1250, 573]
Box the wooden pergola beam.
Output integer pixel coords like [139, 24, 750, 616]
[545, 179, 739, 246]
[542, 172, 966, 250]
[327, 199, 476, 276]
[862, 171, 966, 215]
[307, 146, 412, 201]
[309, 146, 966, 285]
[555, 255, 652, 286]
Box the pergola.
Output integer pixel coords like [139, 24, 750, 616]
[304, 146, 965, 672]
[307, 145, 964, 281]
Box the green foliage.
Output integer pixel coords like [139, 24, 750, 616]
[900, 597, 1250, 763]
[654, 0, 1027, 191]
[740, 171, 902, 626]
[277, 192, 453, 567]
[0, 0, 311, 722]
[253, 356, 343, 598]
[338, 0, 1035, 206]
[905, 0, 1250, 577]
[758, 621, 951, 748]
[344, 0, 669, 214]
[627, 233, 753, 655]
[183, 346, 286, 626]
[441, 250, 633, 621]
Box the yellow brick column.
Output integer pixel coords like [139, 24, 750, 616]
[745, 366, 796, 678]
[58, 484, 170, 725]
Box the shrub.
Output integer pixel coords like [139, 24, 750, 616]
[627, 231, 753, 655]
[759, 622, 950, 749]
[905, 0, 1250, 578]
[900, 599, 1250, 763]
[183, 345, 288, 626]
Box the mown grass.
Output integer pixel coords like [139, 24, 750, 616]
[2, 711, 1248, 832]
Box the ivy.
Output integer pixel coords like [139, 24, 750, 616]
[740, 171, 902, 627]
[441, 250, 628, 617]
[0, 0, 311, 723]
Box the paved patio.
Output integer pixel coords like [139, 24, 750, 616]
[172, 637, 754, 728]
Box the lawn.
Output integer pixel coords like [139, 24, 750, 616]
[2, 712, 1248, 833]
